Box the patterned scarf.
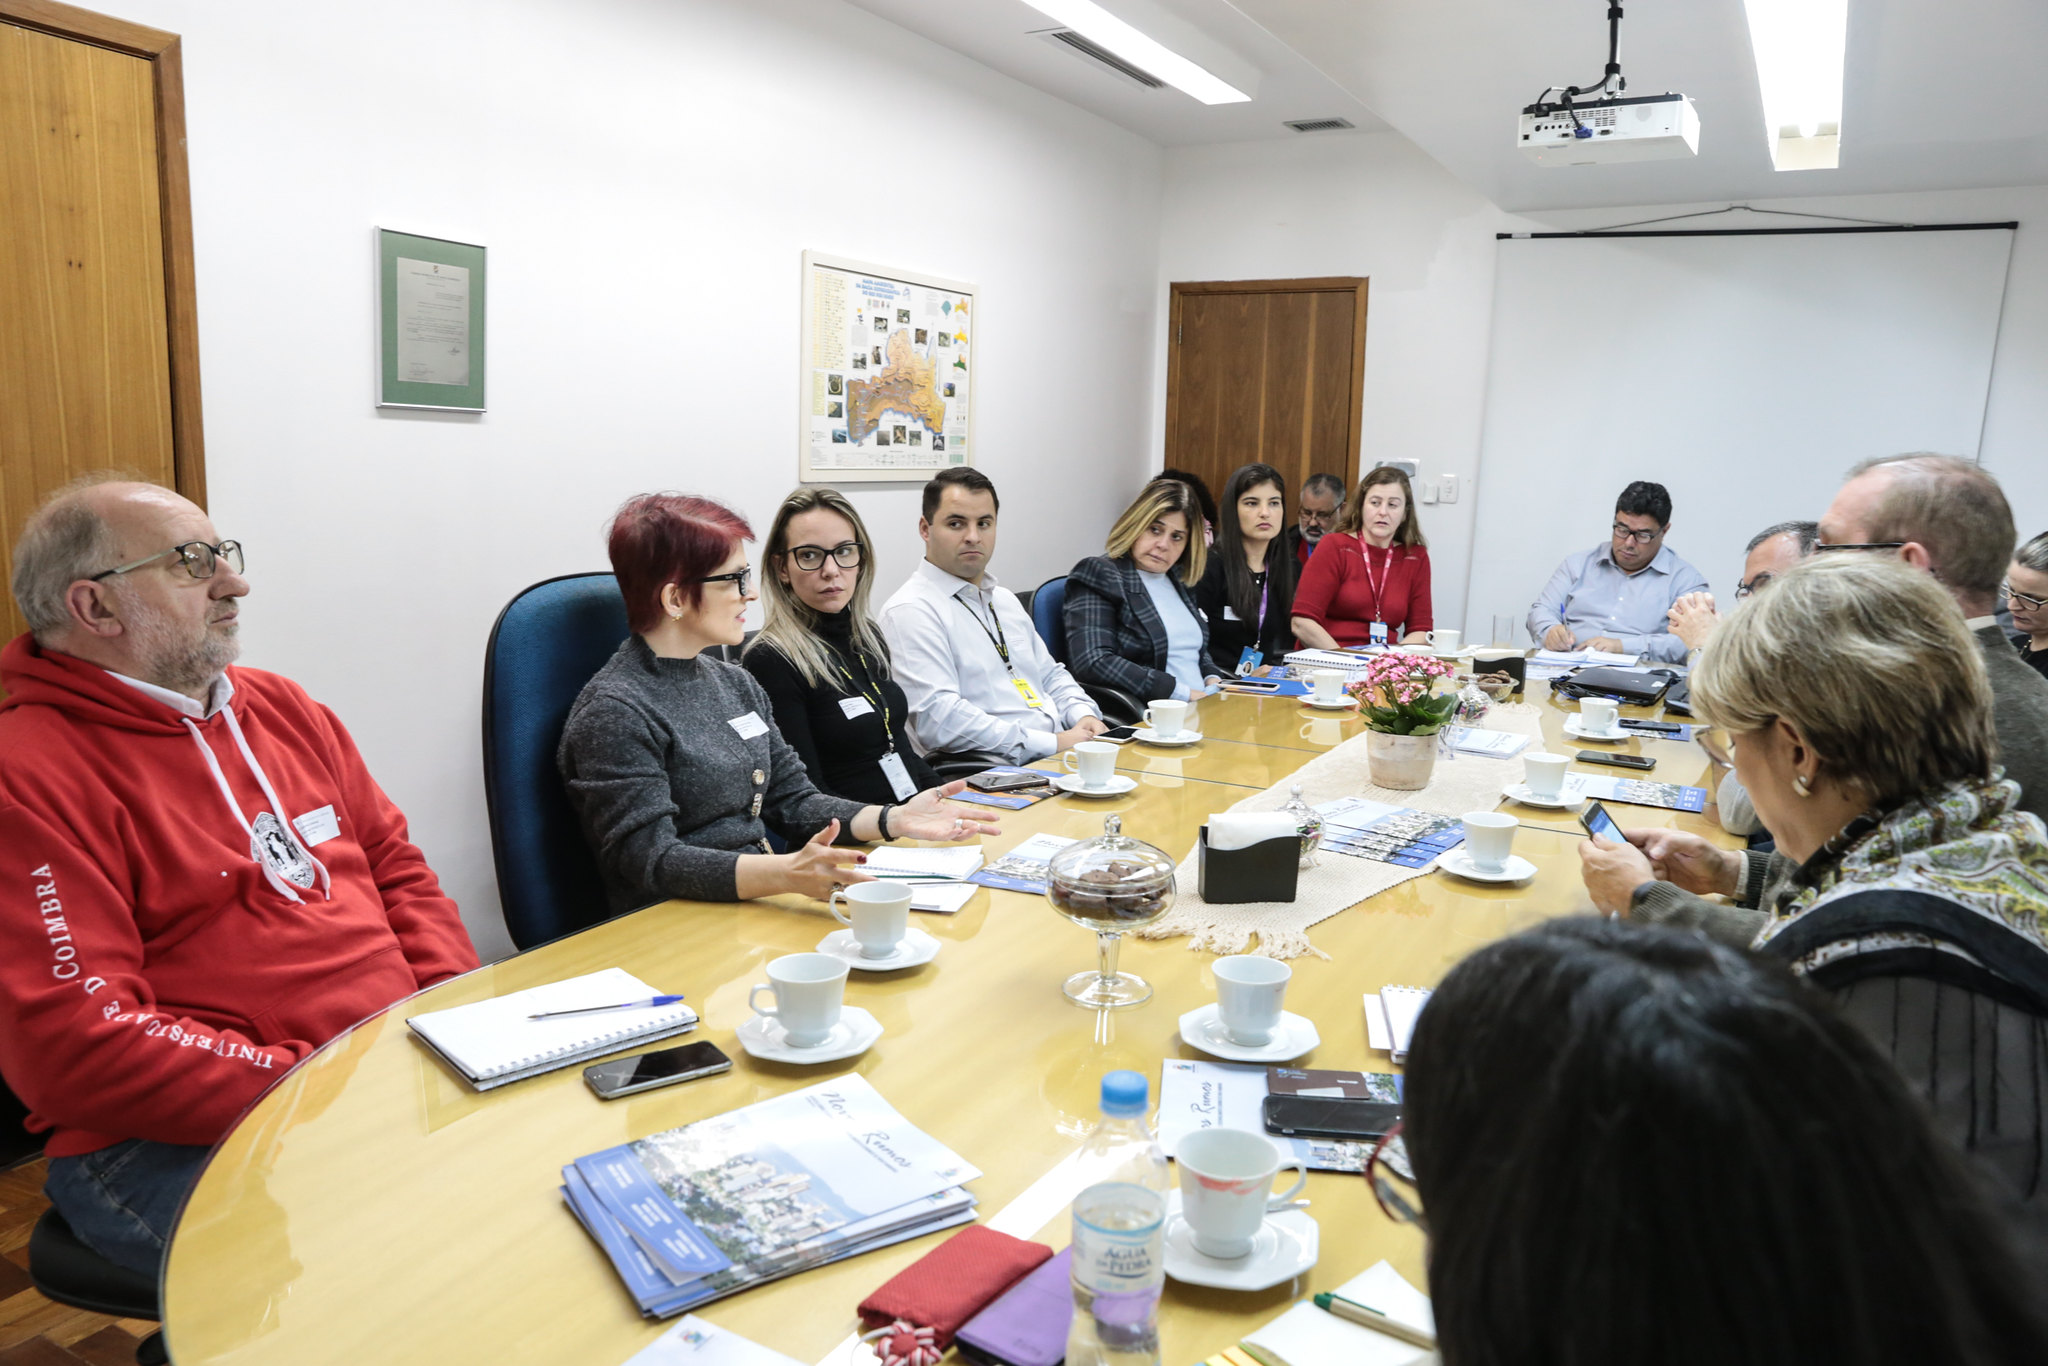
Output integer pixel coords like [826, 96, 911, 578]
[1755, 777, 2048, 976]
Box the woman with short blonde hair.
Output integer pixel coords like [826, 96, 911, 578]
[1577, 553, 2048, 1239]
[1064, 478, 1222, 708]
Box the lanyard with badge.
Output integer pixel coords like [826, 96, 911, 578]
[1236, 570, 1271, 676]
[1363, 544, 1395, 647]
[833, 648, 919, 800]
[957, 591, 1050, 711]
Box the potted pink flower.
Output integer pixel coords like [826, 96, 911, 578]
[1348, 653, 1460, 789]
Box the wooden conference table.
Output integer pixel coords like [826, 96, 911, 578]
[162, 682, 1730, 1366]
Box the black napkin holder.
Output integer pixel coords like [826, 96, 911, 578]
[1198, 826, 1299, 904]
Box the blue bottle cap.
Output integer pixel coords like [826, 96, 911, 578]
[1100, 1070, 1148, 1118]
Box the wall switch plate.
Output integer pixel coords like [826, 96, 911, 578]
[1440, 474, 1459, 503]
[1421, 482, 1439, 504]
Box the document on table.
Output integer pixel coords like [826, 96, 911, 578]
[1446, 725, 1530, 758]
[1528, 647, 1640, 679]
[1240, 1261, 1435, 1366]
[622, 1316, 806, 1366]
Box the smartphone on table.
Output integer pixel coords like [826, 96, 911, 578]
[1262, 1094, 1402, 1141]
[1578, 750, 1656, 770]
[584, 1041, 732, 1099]
[966, 769, 1055, 793]
[1095, 724, 1138, 743]
[1578, 798, 1627, 846]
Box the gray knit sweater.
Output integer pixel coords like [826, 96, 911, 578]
[558, 637, 866, 913]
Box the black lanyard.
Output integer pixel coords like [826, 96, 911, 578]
[956, 592, 1017, 671]
[832, 647, 896, 753]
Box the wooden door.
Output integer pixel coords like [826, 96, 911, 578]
[0, 1, 203, 648]
[1164, 278, 1366, 512]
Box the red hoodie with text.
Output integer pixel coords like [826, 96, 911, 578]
[0, 636, 479, 1157]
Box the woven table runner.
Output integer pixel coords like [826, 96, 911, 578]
[1136, 703, 1548, 959]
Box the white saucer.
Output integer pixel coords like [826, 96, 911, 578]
[1052, 773, 1138, 797]
[815, 927, 940, 972]
[1503, 782, 1579, 809]
[1437, 849, 1538, 884]
[1301, 695, 1359, 711]
[1177, 1003, 1321, 1062]
[1563, 716, 1629, 742]
[735, 1006, 881, 1064]
[1162, 1191, 1319, 1291]
[1132, 727, 1202, 747]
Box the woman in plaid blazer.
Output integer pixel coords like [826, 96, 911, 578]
[1063, 479, 1225, 704]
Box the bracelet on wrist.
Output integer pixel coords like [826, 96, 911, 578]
[876, 804, 894, 841]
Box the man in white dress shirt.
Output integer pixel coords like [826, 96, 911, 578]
[881, 468, 1106, 764]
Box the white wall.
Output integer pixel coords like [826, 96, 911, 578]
[105, 0, 1166, 960]
[1155, 134, 2048, 629]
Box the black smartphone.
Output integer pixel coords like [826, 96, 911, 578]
[1579, 798, 1626, 845]
[1619, 719, 1682, 734]
[1222, 679, 1285, 692]
[1261, 1094, 1402, 1141]
[584, 1041, 732, 1099]
[1097, 724, 1138, 743]
[1578, 750, 1656, 770]
[967, 769, 1055, 793]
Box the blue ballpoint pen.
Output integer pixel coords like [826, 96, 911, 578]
[529, 994, 685, 1020]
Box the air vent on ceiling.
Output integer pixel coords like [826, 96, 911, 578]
[1038, 28, 1165, 90]
[1284, 117, 1355, 133]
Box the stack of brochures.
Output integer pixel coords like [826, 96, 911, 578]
[561, 1075, 983, 1317]
[407, 967, 699, 1091]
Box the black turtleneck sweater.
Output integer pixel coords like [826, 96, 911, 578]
[742, 611, 939, 805]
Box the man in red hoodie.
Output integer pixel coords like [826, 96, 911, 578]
[0, 476, 479, 1275]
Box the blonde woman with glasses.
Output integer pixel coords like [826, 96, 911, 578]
[743, 487, 940, 804]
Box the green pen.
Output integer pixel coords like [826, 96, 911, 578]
[1311, 1291, 1437, 1350]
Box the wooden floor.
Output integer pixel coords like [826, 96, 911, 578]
[0, 1161, 156, 1366]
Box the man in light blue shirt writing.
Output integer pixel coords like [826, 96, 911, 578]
[1527, 481, 1708, 663]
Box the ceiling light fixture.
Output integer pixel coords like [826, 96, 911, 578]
[1741, 0, 1846, 170]
[1022, 0, 1250, 104]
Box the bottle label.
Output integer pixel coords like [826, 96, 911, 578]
[1071, 1181, 1165, 1323]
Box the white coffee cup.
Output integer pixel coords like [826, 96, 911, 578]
[1312, 669, 1345, 703]
[748, 952, 848, 1048]
[1523, 751, 1571, 800]
[1213, 955, 1291, 1046]
[1144, 699, 1189, 738]
[1580, 697, 1621, 736]
[1063, 740, 1118, 789]
[1176, 1127, 1310, 1260]
[1426, 628, 1461, 654]
[1460, 810, 1518, 873]
[829, 881, 911, 959]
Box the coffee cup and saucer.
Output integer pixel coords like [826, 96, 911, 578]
[1054, 741, 1137, 796]
[816, 883, 940, 970]
[1133, 699, 1201, 747]
[1178, 956, 1320, 1062]
[1437, 811, 1536, 884]
[1302, 670, 1358, 711]
[1161, 1127, 1319, 1291]
[1504, 751, 1577, 809]
[1563, 697, 1627, 742]
[736, 952, 882, 1063]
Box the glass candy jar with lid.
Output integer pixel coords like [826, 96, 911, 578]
[1046, 814, 1177, 1008]
[1278, 783, 1323, 869]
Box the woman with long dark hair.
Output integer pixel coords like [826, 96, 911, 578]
[1194, 463, 1296, 668]
[1397, 917, 2048, 1365]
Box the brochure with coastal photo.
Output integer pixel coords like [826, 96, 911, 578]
[969, 832, 1079, 894]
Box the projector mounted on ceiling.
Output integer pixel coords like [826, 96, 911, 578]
[1517, 3, 1699, 166]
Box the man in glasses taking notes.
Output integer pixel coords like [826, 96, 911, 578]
[1527, 480, 1708, 663]
[0, 476, 478, 1277]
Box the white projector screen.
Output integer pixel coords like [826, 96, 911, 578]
[1462, 227, 2013, 642]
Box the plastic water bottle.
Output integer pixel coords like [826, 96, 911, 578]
[1067, 1070, 1170, 1366]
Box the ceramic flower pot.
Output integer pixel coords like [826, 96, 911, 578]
[1366, 730, 1437, 790]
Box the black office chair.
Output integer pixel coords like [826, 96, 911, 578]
[481, 572, 631, 949]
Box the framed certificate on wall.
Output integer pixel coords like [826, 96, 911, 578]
[377, 228, 487, 412]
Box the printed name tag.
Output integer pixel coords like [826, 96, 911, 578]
[728, 711, 770, 740]
[838, 696, 876, 720]
[1221, 605, 1242, 622]
[291, 805, 341, 848]
[1236, 648, 1263, 677]
[878, 750, 918, 801]
[1369, 621, 1390, 646]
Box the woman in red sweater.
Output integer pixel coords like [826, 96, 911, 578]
[1290, 466, 1432, 648]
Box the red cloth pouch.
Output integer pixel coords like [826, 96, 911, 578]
[858, 1225, 1055, 1366]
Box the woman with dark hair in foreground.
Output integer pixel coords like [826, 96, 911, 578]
[1397, 918, 2048, 1366]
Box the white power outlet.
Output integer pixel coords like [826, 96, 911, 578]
[1440, 474, 1459, 504]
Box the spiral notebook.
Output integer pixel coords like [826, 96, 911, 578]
[407, 967, 698, 1090]
[1363, 985, 1431, 1064]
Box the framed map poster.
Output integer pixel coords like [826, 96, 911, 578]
[799, 251, 974, 482]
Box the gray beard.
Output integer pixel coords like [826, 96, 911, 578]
[124, 602, 241, 697]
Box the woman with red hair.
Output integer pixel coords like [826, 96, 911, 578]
[559, 493, 997, 914]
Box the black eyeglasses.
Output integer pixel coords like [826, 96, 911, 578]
[785, 541, 862, 572]
[697, 567, 754, 596]
[1734, 572, 1772, 600]
[1611, 523, 1664, 545]
[1814, 541, 1905, 554]
[2007, 581, 2048, 611]
[1365, 1122, 1425, 1231]
[91, 539, 244, 582]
